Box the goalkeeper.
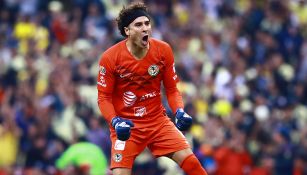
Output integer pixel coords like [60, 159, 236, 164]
[97, 2, 207, 175]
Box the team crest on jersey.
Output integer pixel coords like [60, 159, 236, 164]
[99, 66, 106, 75]
[148, 65, 159, 76]
[113, 153, 122, 162]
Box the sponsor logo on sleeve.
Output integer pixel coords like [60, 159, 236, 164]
[97, 76, 107, 87]
[172, 63, 178, 80]
[173, 75, 177, 80]
[97, 66, 107, 87]
[148, 65, 159, 76]
[134, 106, 146, 117]
[123, 91, 137, 107]
[173, 63, 176, 73]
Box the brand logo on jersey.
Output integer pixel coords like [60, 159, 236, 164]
[134, 106, 146, 117]
[113, 153, 122, 162]
[123, 91, 137, 107]
[140, 91, 158, 101]
[99, 66, 106, 75]
[148, 65, 159, 76]
[114, 140, 126, 150]
[119, 73, 132, 78]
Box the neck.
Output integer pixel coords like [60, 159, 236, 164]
[126, 40, 149, 60]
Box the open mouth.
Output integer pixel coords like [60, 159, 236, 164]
[141, 35, 149, 46]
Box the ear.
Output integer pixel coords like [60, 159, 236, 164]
[124, 27, 129, 36]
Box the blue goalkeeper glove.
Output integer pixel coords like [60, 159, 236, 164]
[175, 108, 192, 131]
[111, 117, 134, 141]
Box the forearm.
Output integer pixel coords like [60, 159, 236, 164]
[97, 91, 116, 123]
[165, 86, 184, 114]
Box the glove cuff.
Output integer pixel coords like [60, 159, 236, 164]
[111, 116, 121, 128]
[176, 108, 184, 114]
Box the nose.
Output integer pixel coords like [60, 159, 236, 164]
[142, 26, 148, 32]
[142, 24, 150, 32]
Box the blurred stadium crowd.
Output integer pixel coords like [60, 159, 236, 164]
[1, 0, 307, 174]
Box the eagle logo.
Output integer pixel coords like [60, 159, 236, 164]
[113, 153, 122, 162]
[148, 65, 159, 76]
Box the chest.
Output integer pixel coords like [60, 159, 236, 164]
[114, 54, 165, 87]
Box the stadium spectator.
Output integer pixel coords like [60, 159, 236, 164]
[0, 0, 306, 174]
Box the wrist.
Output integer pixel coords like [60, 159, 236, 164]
[111, 116, 121, 128]
[176, 108, 184, 114]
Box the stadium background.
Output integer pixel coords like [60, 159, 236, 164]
[0, 0, 307, 174]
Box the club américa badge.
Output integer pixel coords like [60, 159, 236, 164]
[113, 153, 122, 162]
[148, 65, 159, 76]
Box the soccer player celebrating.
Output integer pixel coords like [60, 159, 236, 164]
[97, 2, 208, 175]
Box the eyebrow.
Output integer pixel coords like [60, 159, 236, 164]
[134, 19, 150, 25]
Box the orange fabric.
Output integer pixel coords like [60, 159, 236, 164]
[0, 88, 4, 104]
[97, 92, 117, 123]
[250, 167, 271, 175]
[293, 167, 302, 175]
[214, 147, 252, 175]
[51, 19, 68, 44]
[97, 38, 183, 123]
[0, 169, 8, 175]
[180, 154, 208, 175]
[110, 116, 189, 169]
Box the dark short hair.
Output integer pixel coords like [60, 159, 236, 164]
[116, 2, 150, 37]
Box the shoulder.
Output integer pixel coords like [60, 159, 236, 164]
[150, 38, 174, 62]
[150, 38, 173, 59]
[99, 40, 125, 63]
[150, 38, 172, 50]
[103, 40, 125, 58]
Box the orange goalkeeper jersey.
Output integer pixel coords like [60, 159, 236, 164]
[97, 38, 183, 125]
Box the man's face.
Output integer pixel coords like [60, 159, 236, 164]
[125, 16, 151, 48]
